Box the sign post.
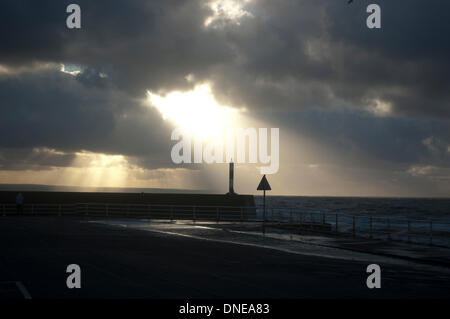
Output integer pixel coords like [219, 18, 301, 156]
[257, 175, 271, 222]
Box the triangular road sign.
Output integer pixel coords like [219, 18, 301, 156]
[257, 175, 271, 191]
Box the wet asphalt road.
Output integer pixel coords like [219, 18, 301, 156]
[0, 216, 449, 299]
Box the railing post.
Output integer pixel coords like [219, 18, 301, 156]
[106, 204, 109, 217]
[240, 207, 244, 223]
[429, 221, 433, 246]
[2, 204, 5, 216]
[335, 214, 338, 232]
[407, 221, 411, 243]
[86, 203, 89, 216]
[290, 210, 293, 224]
[148, 205, 151, 219]
[322, 213, 326, 225]
[387, 219, 391, 240]
[170, 206, 174, 222]
[58, 205, 62, 217]
[31, 204, 34, 216]
[352, 216, 356, 237]
[193, 206, 196, 223]
[369, 217, 373, 239]
[262, 218, 266, 236]
[216, 208, 219, 224]
[127, 205, 130, 216]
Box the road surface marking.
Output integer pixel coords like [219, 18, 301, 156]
[15, 282, 32, 299]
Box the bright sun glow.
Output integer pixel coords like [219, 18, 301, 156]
[204, 0, 253, 27]
[147, 84, 239, 140]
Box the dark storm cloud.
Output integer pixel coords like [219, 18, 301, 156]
[0, 0, 449, 179]
[273, 108, 450, 168]
[209, 0, 450, 118]
[1, 0, 449, 116]
[0, 147, 75, 171]
[0, 66, 174, 169]
[0, 0, 232, 94]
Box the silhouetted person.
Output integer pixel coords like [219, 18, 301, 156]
[16, 193, 24, 215]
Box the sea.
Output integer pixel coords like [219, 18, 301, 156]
[256, 196, 450, 219]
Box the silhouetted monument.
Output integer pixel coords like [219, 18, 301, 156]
[227, 162, 236, 195]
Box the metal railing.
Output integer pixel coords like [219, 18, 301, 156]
[2, 203, 449, 248]
[257, 207, 450, 248]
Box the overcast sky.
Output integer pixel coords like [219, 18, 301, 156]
[0, 0, 449, 197]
